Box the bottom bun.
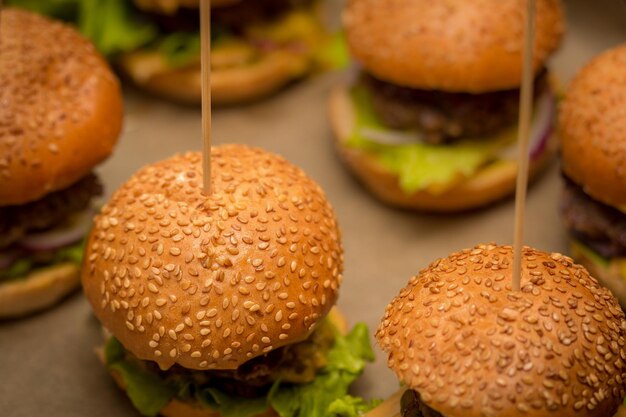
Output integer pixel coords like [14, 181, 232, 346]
[0, 262, 80, 319]
[570, 239, 626, 306]
[117, 50, 309, 105]
[161, 399, 278, 417]
[329, 86, 557, 212]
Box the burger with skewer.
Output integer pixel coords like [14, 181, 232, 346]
[375, 244, 626, 417]
[330, 0, 565, 212]
[81, 146, 376, 417]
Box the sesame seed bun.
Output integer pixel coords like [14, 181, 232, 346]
[343, 0, 564, 93]
[328, 86, 557, 212]
[559, 44, 626, 209]
[377, 244, 626, 417]
[117, 49, 309, 105]
[0, 8, 123, 206]
[0, 263, 80, 319]
[82, 146, 343, 371]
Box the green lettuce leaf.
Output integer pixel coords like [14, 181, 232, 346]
[7, 0, 158, 57]
[329, 396, 383, 417]
[157, 31, 202, 68]
[348, 85, 515, 194]
[0, 258, 34, 281]
[268, 323, 377, 417]
[105, 338, 178, 417]
[55, 238, 86, 264]
[571, 239, 610, 269]
[79, 0, 158, 57]
[315, 31, 350, 70]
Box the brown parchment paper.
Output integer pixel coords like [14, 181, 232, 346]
[1, 0, 625, 415]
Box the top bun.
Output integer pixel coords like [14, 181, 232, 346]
[82, 146, 343, 371]
[0, 9, 123, 207]
[560, 44, 626, 208]
[344, 0, 564, 92]
[377, 244, 626, 417]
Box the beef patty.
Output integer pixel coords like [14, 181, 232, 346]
[0, 173, 102, 250]
[214, 0, 313, 31]
[148, 0, 314, 34]
[401, 390, 444, 417]
[561, 175, 626, 258]
[361, 71, 548, 145]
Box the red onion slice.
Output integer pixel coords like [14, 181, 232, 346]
[529, 88, 556, 161]
[495, 88, 556, 161]
[360, 127, 424, 145]
[18, 208, 95, 253]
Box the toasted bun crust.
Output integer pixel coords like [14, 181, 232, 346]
[343, 0, 564, 92]
[82, 146, 343, 371]
[117, 49, 309, 105]
[560, 44, 626, 208]
[570, 239, 626, 307]
[0, 9, 123, 206]
[162, 400, 277, 417]
[377, 244, 626, 417]
[0, 263, 80, 319]
[329, 86, 556, 212]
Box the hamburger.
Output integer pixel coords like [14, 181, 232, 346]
[376, 243, 626, 417]
[330, 0, 565, 212]
[9, 0, 342, 105]
[559, 44, 626, 306]
[0, 9, 123, 318]
[81, 146, 375, 417]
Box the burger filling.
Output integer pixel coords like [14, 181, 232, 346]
[8, 0, 347, 80]
[561, 175, 626, 282]
[104, 317, 377, 417]
[400, 390, 444, 417]
[0, 174, 101, 281]
[561, 175, 626, 259]
[362, 72, 548, 145]
[344, 72, 556, 195]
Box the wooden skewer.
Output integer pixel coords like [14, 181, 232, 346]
[201, 0, 212, 195]
[512, 0, 537, 292]
[363, 389, 403, 417]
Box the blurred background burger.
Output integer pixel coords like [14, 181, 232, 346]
[0, 8, 123, 318]
[9, 0, 344, 104]
[330, 0, 565, 212]
[559, 44, 626, 305]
